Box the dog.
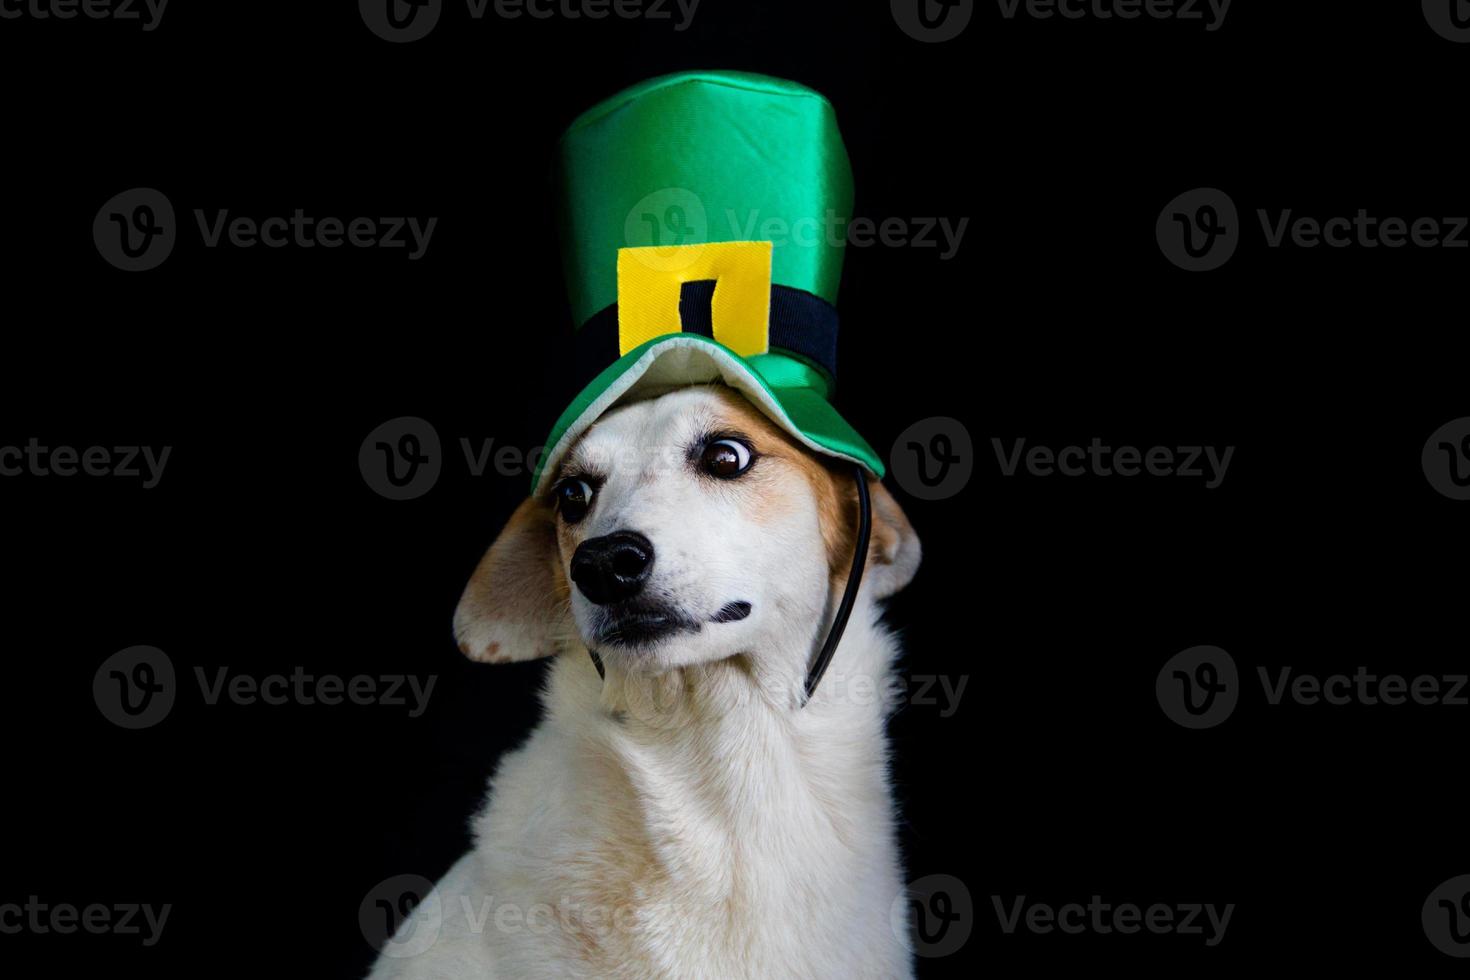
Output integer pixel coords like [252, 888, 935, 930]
[368, 383, 921, 979]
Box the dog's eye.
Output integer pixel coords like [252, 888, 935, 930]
[554, 478, 594, 523]
[700, 438, 753, 479]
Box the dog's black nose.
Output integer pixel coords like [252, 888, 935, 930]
[570, 531, 654, 605]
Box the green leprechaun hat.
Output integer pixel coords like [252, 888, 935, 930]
[531, 70, 881, 495]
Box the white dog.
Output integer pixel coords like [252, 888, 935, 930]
[369, 383, 921, 979]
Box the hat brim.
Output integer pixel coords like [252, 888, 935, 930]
[531, 334, 883, 496]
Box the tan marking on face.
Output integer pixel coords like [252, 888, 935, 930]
[700, 390, 908, 584]
[688, 388, 856, 577]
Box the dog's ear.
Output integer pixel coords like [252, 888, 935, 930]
[453, 496, 571, 664]
[863, 477, 922, 599]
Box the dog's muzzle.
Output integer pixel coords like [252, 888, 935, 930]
[576, 468, 872, 708]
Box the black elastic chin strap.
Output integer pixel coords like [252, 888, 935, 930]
[583, 465, 872, 707]
[801, 465, 872, 707]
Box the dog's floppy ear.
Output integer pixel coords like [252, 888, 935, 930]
[453, 496, 571, 664]
[863, 477, 922, 599]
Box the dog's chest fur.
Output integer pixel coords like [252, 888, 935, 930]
[374, 614, 911, 980]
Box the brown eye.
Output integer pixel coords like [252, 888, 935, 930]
[700, 438, 753, 478]
[554, 478, 594, 523]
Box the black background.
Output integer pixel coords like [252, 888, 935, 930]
[2, 0, 1467, 976]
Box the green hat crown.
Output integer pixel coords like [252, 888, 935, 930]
[534, 71, 880, 495]
[558, 70, 854, 329]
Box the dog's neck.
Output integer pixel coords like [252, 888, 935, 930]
[549, 593, 900, 877]
[474, 594, 910, 975]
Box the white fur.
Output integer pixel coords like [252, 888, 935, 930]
[370, 388, 917, 979]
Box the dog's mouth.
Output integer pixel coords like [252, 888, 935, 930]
[594, 600, 752, 649]
[595, 603, 701, 648]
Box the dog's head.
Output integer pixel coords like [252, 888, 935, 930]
[454, 385, 919, 680]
